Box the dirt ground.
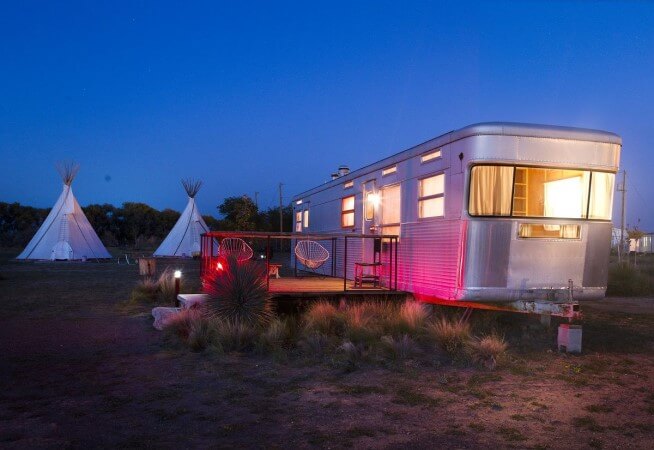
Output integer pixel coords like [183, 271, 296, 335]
[1, 250, 653, 449]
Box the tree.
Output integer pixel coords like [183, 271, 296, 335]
[217, 196, 259, 231]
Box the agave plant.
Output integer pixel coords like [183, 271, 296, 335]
[204, 256, 274, 326]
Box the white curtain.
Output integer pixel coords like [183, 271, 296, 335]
[588, 172, 615, 220]
[469, 166, 514, 215]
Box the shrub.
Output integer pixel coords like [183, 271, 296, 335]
[157, 267, 179, 305]
[379, 334, 415, 361]
[607, 263, 653, 297]
[337, 340, 363, 372]
[427, 317, 472, 359]
[204, 256, 274, 326]
[213, 318, 258, 352]
[188, 316, 217, 352]
[343, 302, 379, 344]
[130, 277, 160, 303]
[303, 300, 344, 335]
[466, 334, 508, 369]
[299, 332, 331, 357]
[162, 308, 205, 342]
[258, 318, 291, 353]
[398, 301, 429, 333]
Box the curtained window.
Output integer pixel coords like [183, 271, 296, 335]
[469, 165, 615, 221]
[469, 166, 514, 216]
[381, 184, 401, 237]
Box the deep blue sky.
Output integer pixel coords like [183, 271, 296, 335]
[1, 1, 652, 229]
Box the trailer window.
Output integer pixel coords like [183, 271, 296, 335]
[469, 165, 615, 220]
[303, 210, 309, 228]
[469, 166, 514, 216]
[381, 184, 401, 237]
[518, 223, 581, 239]
[418, 174, 444, 218]
[588, 172, 615, 220]
[342, 196, 355, 228]
[295, 211, 302, 232]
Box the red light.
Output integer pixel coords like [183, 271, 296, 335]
[216, 262, 224, 271]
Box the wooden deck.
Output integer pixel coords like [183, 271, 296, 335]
[268, 276, 401, 297]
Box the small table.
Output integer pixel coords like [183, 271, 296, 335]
[268, 264, 282, 279]
[354, 262, 382, 288]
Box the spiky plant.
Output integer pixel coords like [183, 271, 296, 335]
[204, 256, 274, 326]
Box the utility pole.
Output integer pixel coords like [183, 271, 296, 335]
[618, 170, 627, 264]
[278, 183, 284, 251]
[254, 191, 259, 209]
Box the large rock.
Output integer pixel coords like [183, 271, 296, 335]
[152, 307, 181, 330]
[177, 293, 208, 310]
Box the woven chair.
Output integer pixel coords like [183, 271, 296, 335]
[219, 238, 253, 262]
[295, 240, 329, 274]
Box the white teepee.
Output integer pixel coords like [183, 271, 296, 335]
[153, 179, 210, 257]
[17, 163, 111, 261]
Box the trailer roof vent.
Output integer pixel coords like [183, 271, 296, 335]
[338, 165, 350, 177]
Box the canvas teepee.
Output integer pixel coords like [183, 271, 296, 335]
[17, 162, 111, 260]
[153, 179, 210, 257]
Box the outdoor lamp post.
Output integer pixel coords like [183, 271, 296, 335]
[174, 270, 181, 307]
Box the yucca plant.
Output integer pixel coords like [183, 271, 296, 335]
[204, 256, 274, 326]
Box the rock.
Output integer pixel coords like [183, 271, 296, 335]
[177, 293, 208, 310]
[152, 307, 181, 330]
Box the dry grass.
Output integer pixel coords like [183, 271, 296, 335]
[427, 317, 472, 359]
[257, 318, 291, 353]
[162, 308, 205, 342]
[303, 300, 344, 335]
[157, 267, 178, 305]
[397, 301, 429, 333]
[130, 278, 160, 304]
[466, 334, 508, 369]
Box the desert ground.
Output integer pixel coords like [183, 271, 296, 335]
[1, 249, 653, 449]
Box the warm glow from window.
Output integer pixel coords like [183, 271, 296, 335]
[544, 177, 583, 218]
[303, 210, 309, 228]
[365, 192, 379, 221]
[468, 165, 615, 221]
[421, 149, 441, 163]
[381, 184, 401, 237]
[419, 174, 445, 218]
[344, 180, 354, 189]
[382, 166, 397, 176]
[342, 195, 355, 228]
[519, 223, 580, 239]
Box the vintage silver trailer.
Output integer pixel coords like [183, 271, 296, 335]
[291, 122, 621, 315]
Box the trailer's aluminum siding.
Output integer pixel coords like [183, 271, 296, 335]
[292, 122, 621, 303]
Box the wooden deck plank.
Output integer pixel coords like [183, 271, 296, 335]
[268, 276, 393, 296]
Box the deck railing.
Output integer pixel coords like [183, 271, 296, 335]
[201, 231, 399, 293]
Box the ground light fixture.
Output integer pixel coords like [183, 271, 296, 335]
[174, 270, 181, 306]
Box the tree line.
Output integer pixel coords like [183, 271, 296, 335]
[0, 196, 292, 249]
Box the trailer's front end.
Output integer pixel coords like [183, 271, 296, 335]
[457, 124, 621, 316]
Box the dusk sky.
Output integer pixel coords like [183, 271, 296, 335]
[1, 1, 653, 229]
